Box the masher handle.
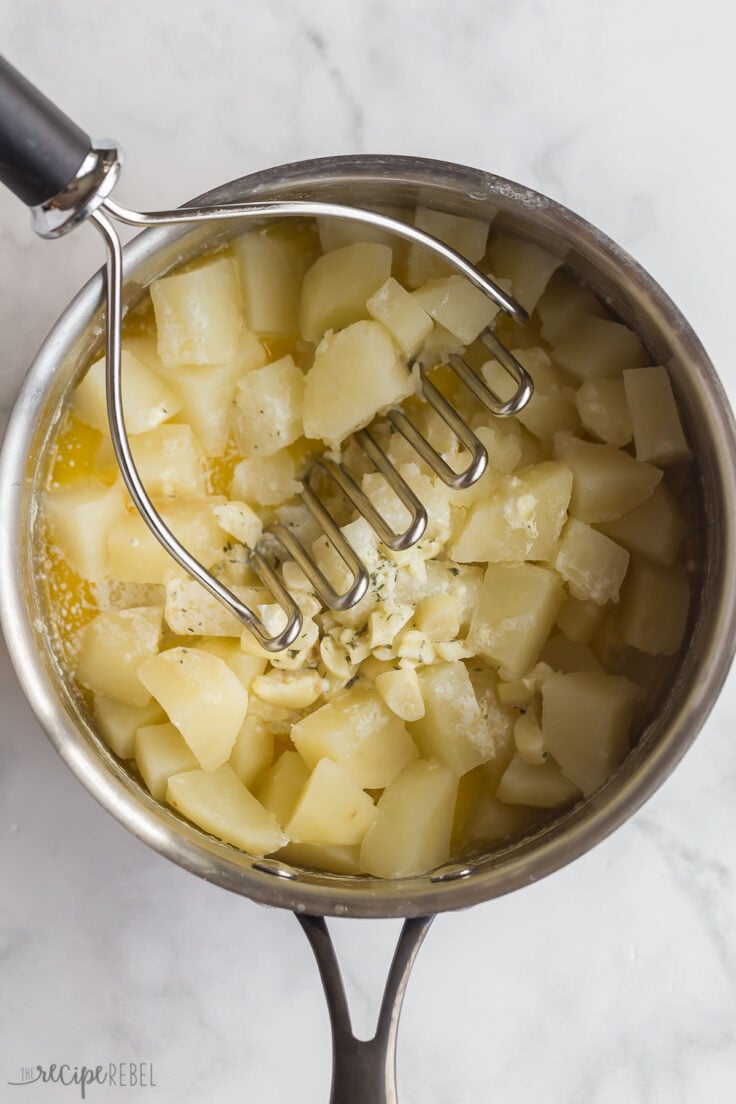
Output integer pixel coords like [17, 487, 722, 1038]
[0, 54, 92, 208]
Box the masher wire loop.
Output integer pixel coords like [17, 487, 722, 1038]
[94, 196, 534, 651]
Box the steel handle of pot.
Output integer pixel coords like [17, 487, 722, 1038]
[297, 914, 435, 1104]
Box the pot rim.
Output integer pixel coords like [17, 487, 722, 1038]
[2, 153, 735, 918]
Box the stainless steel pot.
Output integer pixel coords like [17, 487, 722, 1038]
[2, 155, 736, 1103]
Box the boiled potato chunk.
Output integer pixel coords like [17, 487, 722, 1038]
[234, 355, 305, 457]
[93, 694, 166, 759]
[374, 667, 425, 721]
[618, 559, 690, 655]
[597, 483, 684, 566]
[303, 321, 413, 445]
[230, 449, 301, 507]
[299, 242, 392, 343]
[554, 436, 662, 523]
[254, 750, 309, 826]
[555, 595, 606, 644]
[44, 481, 125, 582]
[135, 722, 199, 800]
[251, 669, 324, 710]
[150, 256, 244, 369]
[455, 792, 538, 854]
[554, 519, 630, 605]
[198, 638, 266, 688]
[553, 317, 648, 381]
[542, 671, 638, 795]
[497, 754, 581, 807]
[411, 276, 499, 344]
[167, 764, 287, 856]
[539, 632, 602, 673]
[213, 500, 263, 550]
[575, 378, 632, 447]
[228, 714, 274, 788]
[414, 594, 461, 642]
[127, 424, 207, 498]
[536, 270, 606, 345]
[468, 563, 564, 679]
[623, 365, 691, 465]
[277, 841, 362, 875]
[73, 350, 181, 436]
[76, 605, 163, 706]
[128, 331, 266, 457]
[366, 277, 433, 356]
[405, 207, 490, 288]
[286, 758, 376, 845]
[408, 661, 496, 776]
[290, 687, 418, 788]
[234, 231, 302, 335]
[360, 759, 458, 878]
[108, 500, 227, 584]
[450, 461, 572, 563]
[138, 646, 249, 770]
[486, 235, 562, 313]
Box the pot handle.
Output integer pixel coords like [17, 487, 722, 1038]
[297, 913, 434, 1104]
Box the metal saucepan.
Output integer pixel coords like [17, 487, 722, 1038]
[2, 154, 736, 1102]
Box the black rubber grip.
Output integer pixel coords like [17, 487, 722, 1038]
[0, 54, 92, 207]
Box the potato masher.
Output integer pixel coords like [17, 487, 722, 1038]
[0, 54, 533, 651]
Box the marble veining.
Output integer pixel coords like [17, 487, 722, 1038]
[1, 1, 736, 1101]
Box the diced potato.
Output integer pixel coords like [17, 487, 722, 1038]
[496, 754, 581, 807]
[575, 378, 632, 447]
[75, 606, 163, 706]
[108, 500, 228, 584]
[128, 331, 267, 457]
[127, 424, 207, 498]
[360, 759, 458, 878]
[287, 758, 375, 845]
[513, 713, 546, 764]
[150, 256, 244, 369]
[542, 671, 638, 795]
[597, 483, 684, 566]
[411, 276, 499, 344]
[73, 350, 181, 435]
[93, 695, 166, 759]
[497, 349, 579, 444]
[486, 235, 562, 313]
[539, 631, 602, 673]
[44, 481, 125, 582]
[138, 646, 249, 770]
[197, 638, 266, 688]
[468, 563, 564, 679]
[618, 559, 690, 655]
[303, 321, 413, 446]
[555, 596, 606, 644]
[455, 792, 538, 854]
[554, 436, 662, 523]
[234, 355, 305, 457]
[316, 213, 398, 253]
[213, 500, 263, 550]
[450, 461, 573, 564]
[393, 561, 483, 631]
[407, 661, 498, 776]
[466, 663, 518, 787]
[290, 687, 418, 789]
[228, 714, 274, 788]
[167, 764, 286, 856]
[299, 242, 392, 343]
[414, 593, 461, 642]
[230, 449, 301, 507]
[277, 841, 362, 875]
[468, 420, 522, 476]
[554, 317, 648, 381]
[135, 722, 199, 799]
[623, 365, 691, 465]
[404, 207, 490, 288]
[234, 231, 302, 335]
[251, 670, 323, 710]
[366, 277, 433, 356]
[375, 667, 425, 721]
[254, 750, 309, 826]
[164, 577, 263, 637]
[554, 519, 630, 605]
[536, 270, 606, 345]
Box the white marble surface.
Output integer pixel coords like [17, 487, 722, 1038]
[2, 2, 736, 1101]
